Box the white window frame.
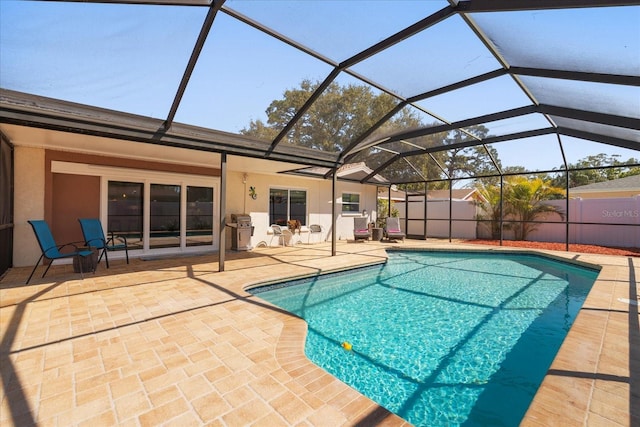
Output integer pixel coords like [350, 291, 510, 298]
[341, 192, 361, 214]
[269, 187, 308, 226]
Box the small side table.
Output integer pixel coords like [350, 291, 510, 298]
[371, 227, 383, 242]
[73, 247, 98, 273]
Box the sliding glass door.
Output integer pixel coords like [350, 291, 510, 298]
[108, 180, 215, 251]
[186, 186, 213, 247]
[108, 181, 143, 250]
[150, 184, 181, 249]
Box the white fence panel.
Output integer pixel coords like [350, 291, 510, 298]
[571, 197, 639, 247]
[527, 198, 639, 247]
[396, 195, 639, 247]
[401, 199, 477, 239]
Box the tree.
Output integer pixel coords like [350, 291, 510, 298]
[504, 176, 565, 240]
[475, 176, 566, 241]
[474, 181, 503, 239]
[241, 80, 503, 186]
[441, 127, 496, 179]
[376, 198, 399, 228]
[550, 153, 640, 188]
[241, 79, 410, 152]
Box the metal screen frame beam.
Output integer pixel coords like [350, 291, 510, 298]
[164, 1, 225, 130]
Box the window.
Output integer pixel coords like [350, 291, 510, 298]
[342, 193, 360, 213]
[269, 188, 307, 226]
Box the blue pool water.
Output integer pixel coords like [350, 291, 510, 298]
[249, 250, 599, 426]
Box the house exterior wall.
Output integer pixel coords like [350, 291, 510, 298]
[224, 171, 378, 248]
[11, 143, 379, 266]
[13, 147, 225, 267]
[14, 146, 45, 267]
[51, 173, 101, 245]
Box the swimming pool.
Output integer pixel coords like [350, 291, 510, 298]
[249, 250, 599, 426]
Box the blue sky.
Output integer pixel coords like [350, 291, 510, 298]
[1, 1, 638, 171]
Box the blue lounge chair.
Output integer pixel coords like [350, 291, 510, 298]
[78, 218, 129, 268]
[27, 220, 94, 284]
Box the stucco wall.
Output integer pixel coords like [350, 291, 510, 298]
[224, 171, 378, 249]
[12, 148, 380, 266]
[14, 146, 45, 267]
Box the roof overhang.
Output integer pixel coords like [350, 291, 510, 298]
[0, 89, 341, 169]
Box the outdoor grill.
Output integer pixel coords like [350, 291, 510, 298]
[228, 214, 253, 251]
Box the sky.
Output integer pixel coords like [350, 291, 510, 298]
[1, 0, 638, 172]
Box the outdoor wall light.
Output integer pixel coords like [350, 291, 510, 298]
[362, 209, 367, 217]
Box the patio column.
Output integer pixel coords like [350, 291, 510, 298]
[219, 152, 226, 271]
[500, 174, 504, 246]
[331, 166, 337, 256]
[558, 136, 570, 252]
[448, 180, 452, 242]
[424, 183, 428, 240]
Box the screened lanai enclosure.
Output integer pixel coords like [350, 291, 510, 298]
[1, 0, 639, 262]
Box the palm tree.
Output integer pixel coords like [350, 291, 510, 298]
[504, 176, 565, 241]
[474, 182, 503, 239]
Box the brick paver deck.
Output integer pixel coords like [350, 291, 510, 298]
[1, 240, 637, 426]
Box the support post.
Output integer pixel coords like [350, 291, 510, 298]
[565, 168, 570, 252]
[331, 166, 337, 256]
[500, 175, 504, 246]
[404, 189, 408, 236]
[218, 152, 226, 271]
[424, 183, 428, 240]
[449, 180, 453, 242]
[558, 136, 570, 252]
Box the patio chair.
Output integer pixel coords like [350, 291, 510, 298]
[26, 220, 94, 284]
[384, 217, 406, 242]
[78, 218, 129, 268]
[270, 224, 293, 247]
[353, 217, 371, 242]
[308, 224, 323, 243]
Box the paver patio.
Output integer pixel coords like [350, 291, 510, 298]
[1, 240, 637, 426]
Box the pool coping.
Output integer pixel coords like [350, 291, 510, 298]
[243, 259, 388, 294]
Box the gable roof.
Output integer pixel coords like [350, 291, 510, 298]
[569, 175, 640, 193]
[378, 188, 480, 201]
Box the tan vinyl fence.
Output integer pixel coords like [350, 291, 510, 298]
[395, 195, 640, 248]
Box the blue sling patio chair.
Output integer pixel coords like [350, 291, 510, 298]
[78, 218, 129, 268]
[27, 220, 94, 284]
